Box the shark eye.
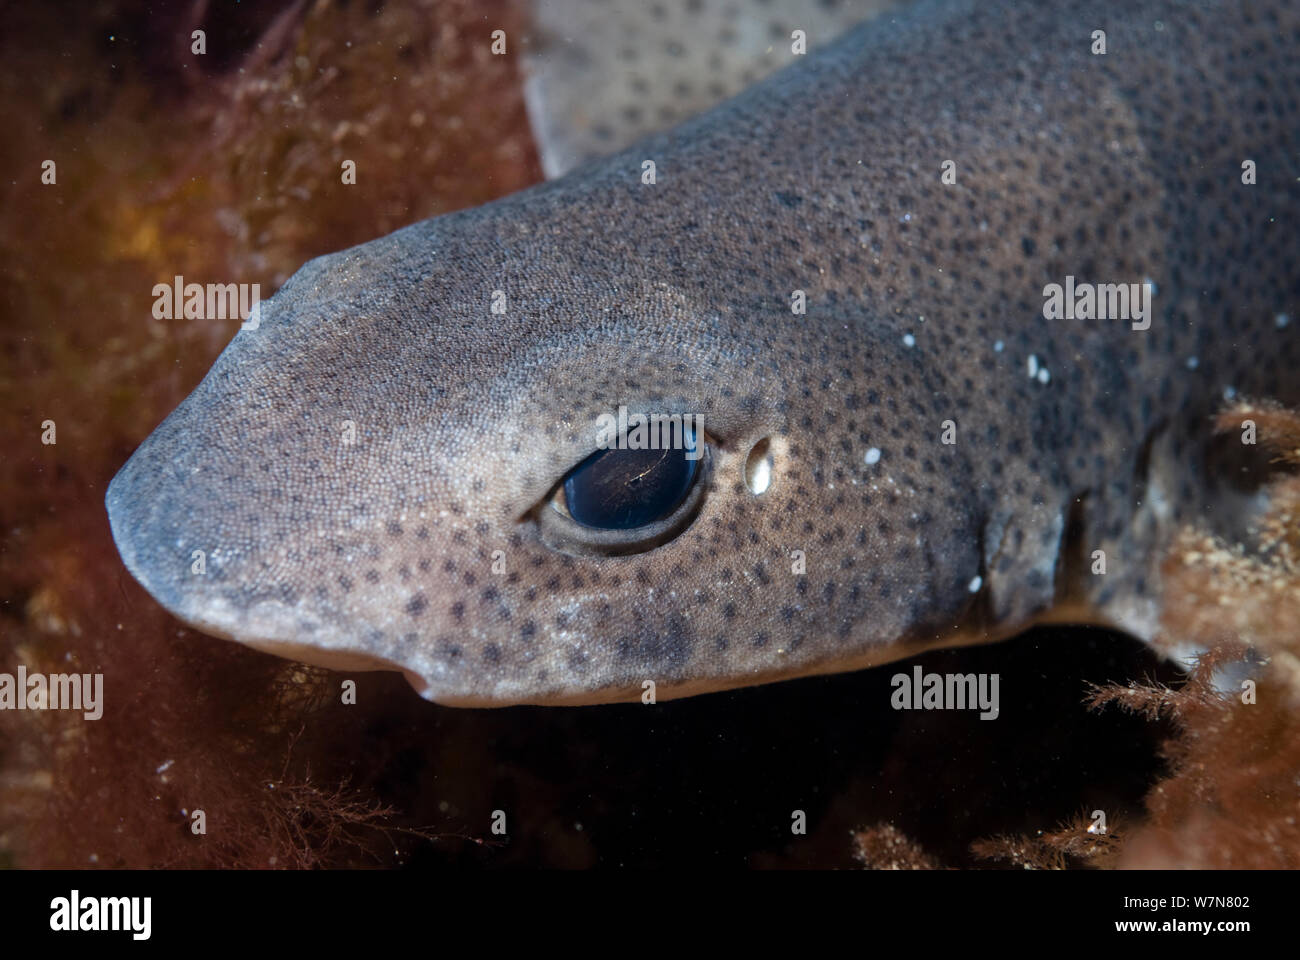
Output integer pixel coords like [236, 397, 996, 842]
[533, 430, 711, 557]
[563, 445, 699, 529]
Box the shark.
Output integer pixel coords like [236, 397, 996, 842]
[106, 0, 1300, 706]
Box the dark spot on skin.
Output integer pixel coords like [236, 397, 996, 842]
[406, 593, 428, 616]
[615, 613, 693, 673]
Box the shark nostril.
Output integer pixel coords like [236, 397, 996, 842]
[744, 437, 773, 495]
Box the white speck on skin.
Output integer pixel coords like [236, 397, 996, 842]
[1037, 368, 1050, 384]
[1278, 313, 1290, 329]
[1186, 356, 1199, 370]
[967, 575, 982, 593]
[1027, 354, 1039, 378]
[864, 447, 882, 465]
[1223, 385, 1237, 400]
[994, 340, 1004, 353]
[902, 333, 916, 348]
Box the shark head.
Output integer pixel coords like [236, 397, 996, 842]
[106, 173, 985, 706]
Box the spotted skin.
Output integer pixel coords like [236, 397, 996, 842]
[106, 0, 1300, 705]
[522, 0, 899, 176]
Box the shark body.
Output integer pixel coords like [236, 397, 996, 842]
[107, 0, 1300, 705]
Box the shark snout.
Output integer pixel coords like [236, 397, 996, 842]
[106, 415, 242, 634]
[104, 366, 474, 688]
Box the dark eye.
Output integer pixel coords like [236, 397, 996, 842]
[533, 431, 711, 557]
[563, 445, 699, 529]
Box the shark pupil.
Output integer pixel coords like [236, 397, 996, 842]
[563, 443, 698, 529]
